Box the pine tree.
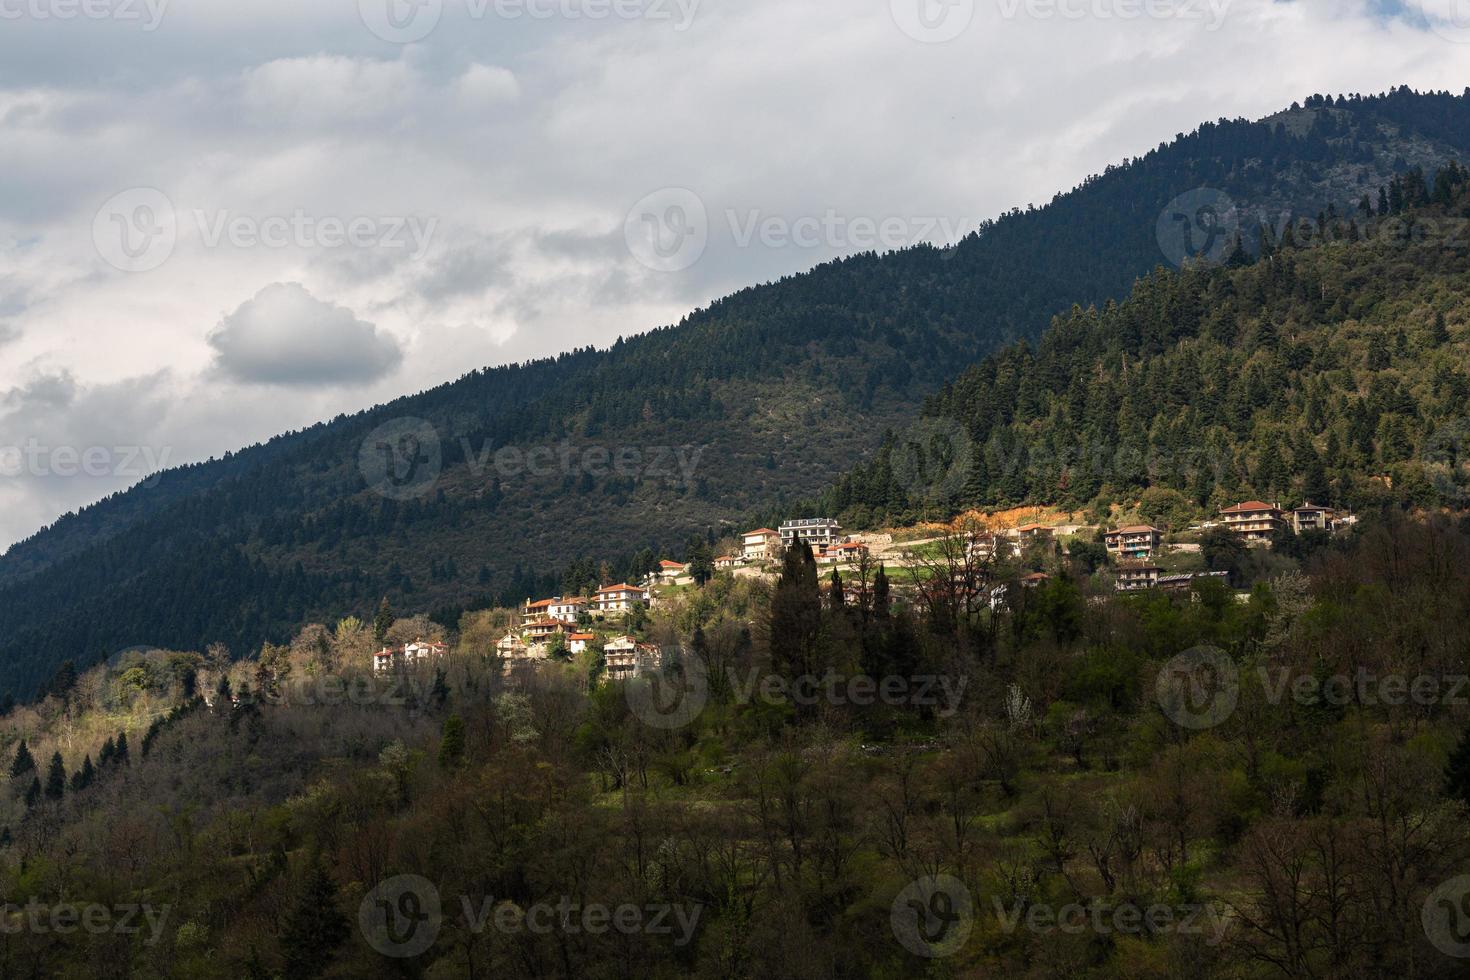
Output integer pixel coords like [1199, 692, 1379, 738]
[1446, 721, 1470, 807]
[8, 740, 34, 780]
[279, 858, 349, 980]
[113, 732, 129, 766]
[438, 715, 466, 770]
[99, 736, 115, 766]
[373, 597, 395, 645]
[71, 755, 95, 792]
[44, 752, 65, 801]
[1431, 310, 1450, 346]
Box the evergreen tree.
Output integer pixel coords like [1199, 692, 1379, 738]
[1431, 310, 1450, 346]
[279, 858, 349, 980]
[873, 565, 892, 620]
[114, 732, 129, 766]
[71, 755, 95, 792]
[829, 569, 845, 613]
[373, 597, 395, 645]
[99, 736, 115, 767]
[1446, 721, 1470, 808]
[768, 543, 823, 686]
[44, 752, 65, 801]
[438, 714, 466, 770]
[8, 740, 34, 780]
[23, 777, 39, 808]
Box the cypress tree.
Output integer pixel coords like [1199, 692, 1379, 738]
[374, 597, 395, 645]
[44, 752, 65, 801]
[280, 858, 349, 980]
[8, 740, 34, 780]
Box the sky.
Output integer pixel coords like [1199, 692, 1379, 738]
[0, 0, 1468, 550]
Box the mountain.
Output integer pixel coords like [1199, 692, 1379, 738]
[4, 87, 1470, 696]
[821, 164, 1470, 528]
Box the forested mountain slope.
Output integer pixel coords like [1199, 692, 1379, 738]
[2, 88, 1469, 696]
[823, 165, 1470, 526]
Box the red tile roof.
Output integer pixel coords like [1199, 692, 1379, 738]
[659, 560, 687, 569]
[1220, 501, 1279, 514]
[744, 528, 778, 537]
[596, 584, 642, 594]
[1110, 525, 1162, 534]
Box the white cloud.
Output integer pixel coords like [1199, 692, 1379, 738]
[0, 0, 1467, 549]
[207, 282, 403, 386]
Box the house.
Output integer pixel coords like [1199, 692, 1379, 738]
[602, 636, 665, 682]
[374, 638, 448, 672]
[1010, 524, 1055, 548]
[969, 533, 1021, 562]
[523, 618, 570, 646]
[1021, 572, 1051, 588]
[1219, 501, 1288, 545]
[780, 518, 842, 550]
[714, 554, 740, 570]
[522, 597, 557, 617]
[1158, 570, 1230, 593]
[1104, 525, 1163, 560]
[592, 583, 650, 617]
[654, 559, 690, 583]
[742, 528, 780, 562]
[816, 541, 869, 564]
[548, 597, 587, 619]
[1291, 503, 1338, 534]
[1115, 565, 1161, 592]
[568, 632, 596, 655]
[496, 633, 533, 659]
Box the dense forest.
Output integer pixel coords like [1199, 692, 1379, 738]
[4, 89, 1470, 696]
[1, 508, 1469, 977]
[823, 164, 1470, 528]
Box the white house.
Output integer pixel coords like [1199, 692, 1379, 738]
[742, 529, 780, 562]
[568, 632, 596, 655]
[592, 583, 650, 617]
[780, 519, 841, 550]
[602, 636, 662, 682]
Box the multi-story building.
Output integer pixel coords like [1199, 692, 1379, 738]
[816, 541, 868, 564]
[592, 584, 650, 617]
[1115, 565, 1161, 592]
[1103, 525, 1163, 560]
[654, 560, 689, 583]
[1291, 503, 1337, 534]
[742, 529, 780, 562]
[1219, 501, 1288, 545]
[779, 518, 842, 550]
[602, 636, 663, 682]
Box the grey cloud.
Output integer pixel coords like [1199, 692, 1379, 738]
[207, 282, 403, 386]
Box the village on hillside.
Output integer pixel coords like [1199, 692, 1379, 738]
[368, 500, 1357, 682]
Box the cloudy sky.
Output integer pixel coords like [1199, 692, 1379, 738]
[0, 0, 1467, 550]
